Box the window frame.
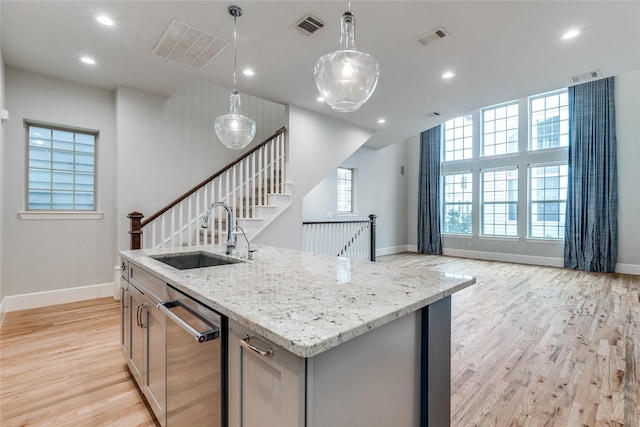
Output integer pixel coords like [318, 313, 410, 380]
[442, 172, 473, 235]
[442, 113, 473, 162]
[336, 167, 355, 214]
[528, 162, 568, 240]
[24, 120, 99, 215]
[480, 167, 519, 237]
[528, 89, 569, 151]
[481, 100, 519, 157]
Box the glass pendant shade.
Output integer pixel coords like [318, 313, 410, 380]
[314, 11, 379, 112]
[215, 91, 256, 150]
[215, 5, 256, 150]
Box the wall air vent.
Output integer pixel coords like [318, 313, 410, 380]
[570, 69, 602, 84]
[415, 27, 449, 47]
[153, 19, 229, 69]
[290, 14, 326, 37]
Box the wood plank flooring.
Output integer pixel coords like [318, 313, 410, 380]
[0, 254, 638, 426]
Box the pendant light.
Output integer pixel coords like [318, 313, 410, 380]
[215, 5, 256, 150]
[314, 0, 380, 112]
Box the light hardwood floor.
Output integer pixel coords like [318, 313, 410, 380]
[1, 254, 638, 426]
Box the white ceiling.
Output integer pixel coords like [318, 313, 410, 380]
[2, 1, 639, 149]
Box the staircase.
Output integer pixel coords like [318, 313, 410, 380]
[128, 127, 290, 250]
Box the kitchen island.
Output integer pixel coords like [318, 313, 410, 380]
[119, 244, 475, 427]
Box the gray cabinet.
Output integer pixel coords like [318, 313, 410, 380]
[127, 264, 167, 427]
[228, 320, 305, 427]
[120, 261, 130, 358]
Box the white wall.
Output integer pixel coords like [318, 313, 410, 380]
[2, 68, 117, 297]
[253, 105, 373, 250]
[406, 70, 640, 273]
[615, 70, 640, 270]
[115, 80, 285, 251]
[302, 141, 410, 254]
[0, 41, 5, 305]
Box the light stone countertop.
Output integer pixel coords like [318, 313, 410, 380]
[119, 244, 475, 358]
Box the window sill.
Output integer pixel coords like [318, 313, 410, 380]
[442, 233, 473, 239]
[525, 237, 563, 244]
[478, 235, 520, 242]
[19, 211, 104, 221]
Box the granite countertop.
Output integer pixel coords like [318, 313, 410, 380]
[119, 244, 475, 358]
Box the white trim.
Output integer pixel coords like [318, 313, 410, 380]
[615, 263, 640, 275]
[19, 211, 104, 220]
[376, 245, 411, 257]
[1, 282, 115, 313]
[0, 298, 6, 329]
[442, 248, 563, 267]
[402, 247, 639, 275]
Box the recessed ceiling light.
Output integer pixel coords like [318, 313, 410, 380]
[80, 56, 96, 65]
[562, 29, 580, 40]
[317, 96, 325, 102]
[96, 15, 114, 26]
[442, 71, 455, 79]
[377, 118, 386, 124]
[243, 69, 255, 77]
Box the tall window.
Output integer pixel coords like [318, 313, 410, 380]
[337, 167, 354, 212]
[27, 123, 96, 210]
[482, 102, 518, 156]
[529, 164, 568, 239]
[530, 90, 569, 150]
[443, 114, 472, 161]
[443, 173, 472, 234]
[482, 169, 518, 236]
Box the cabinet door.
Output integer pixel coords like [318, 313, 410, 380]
[128, 285, 146, 387]
[120, 279, 130, 357]
[228, 320, 305, 427]
[145, 301, 166, 427]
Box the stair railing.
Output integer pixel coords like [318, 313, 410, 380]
[129, 127, 287, 250]
[302, 214, 377, 261]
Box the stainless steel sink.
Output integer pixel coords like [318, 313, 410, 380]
[151, 252, 241, 270]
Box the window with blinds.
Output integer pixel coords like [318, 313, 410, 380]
[27, 123, 97, 211]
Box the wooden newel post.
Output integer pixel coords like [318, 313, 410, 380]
[128, 211, 144, 250]
[369, 214, 377, 262]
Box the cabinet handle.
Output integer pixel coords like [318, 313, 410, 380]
[240, 335, 274, 357]
[136, 303, 147, 328]
[121, 287, 128, 308]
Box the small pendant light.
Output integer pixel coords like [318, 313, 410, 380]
[314, 0, 380, 112]
[215, 5, 256, 150]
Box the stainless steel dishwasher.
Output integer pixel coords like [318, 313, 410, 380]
[158, 285, 227, 427]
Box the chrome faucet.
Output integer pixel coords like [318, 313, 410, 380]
[233, 225, 256, 260]
[202, 201, 235, 255]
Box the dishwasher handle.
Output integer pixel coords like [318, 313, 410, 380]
[158, 300, 220, 343]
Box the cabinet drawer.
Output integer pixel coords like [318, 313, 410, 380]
[129, 263, 167, 302]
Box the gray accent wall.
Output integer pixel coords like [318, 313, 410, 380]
[115, 81, 285, 253]
[3, 68, 117, 296]
[253, 105, 373, 250]
[302, 141, 411, 255]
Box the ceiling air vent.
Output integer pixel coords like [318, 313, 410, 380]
[570, 69, 602, 84]
[290, 14, 326, 37]
[415, 27, 449, 47]
[425, 112, 441, 118]
[153, 19, 229, 69]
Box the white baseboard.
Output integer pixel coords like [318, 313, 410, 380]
[0, 282, 116, 315]
[615, 263, 640, 275]
[403, 246, 639, 275]
[376, 245, 411, 257]
[442, 248, 564, 268]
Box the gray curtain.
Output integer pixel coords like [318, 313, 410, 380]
[564, 77, 618, 273]
[418, 126, 442, 254]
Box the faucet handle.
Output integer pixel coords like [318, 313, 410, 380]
[248, 249, 257, 260]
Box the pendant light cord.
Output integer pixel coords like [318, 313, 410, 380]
[347, 0, 351, 12]
[233, 14, 238, 93]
